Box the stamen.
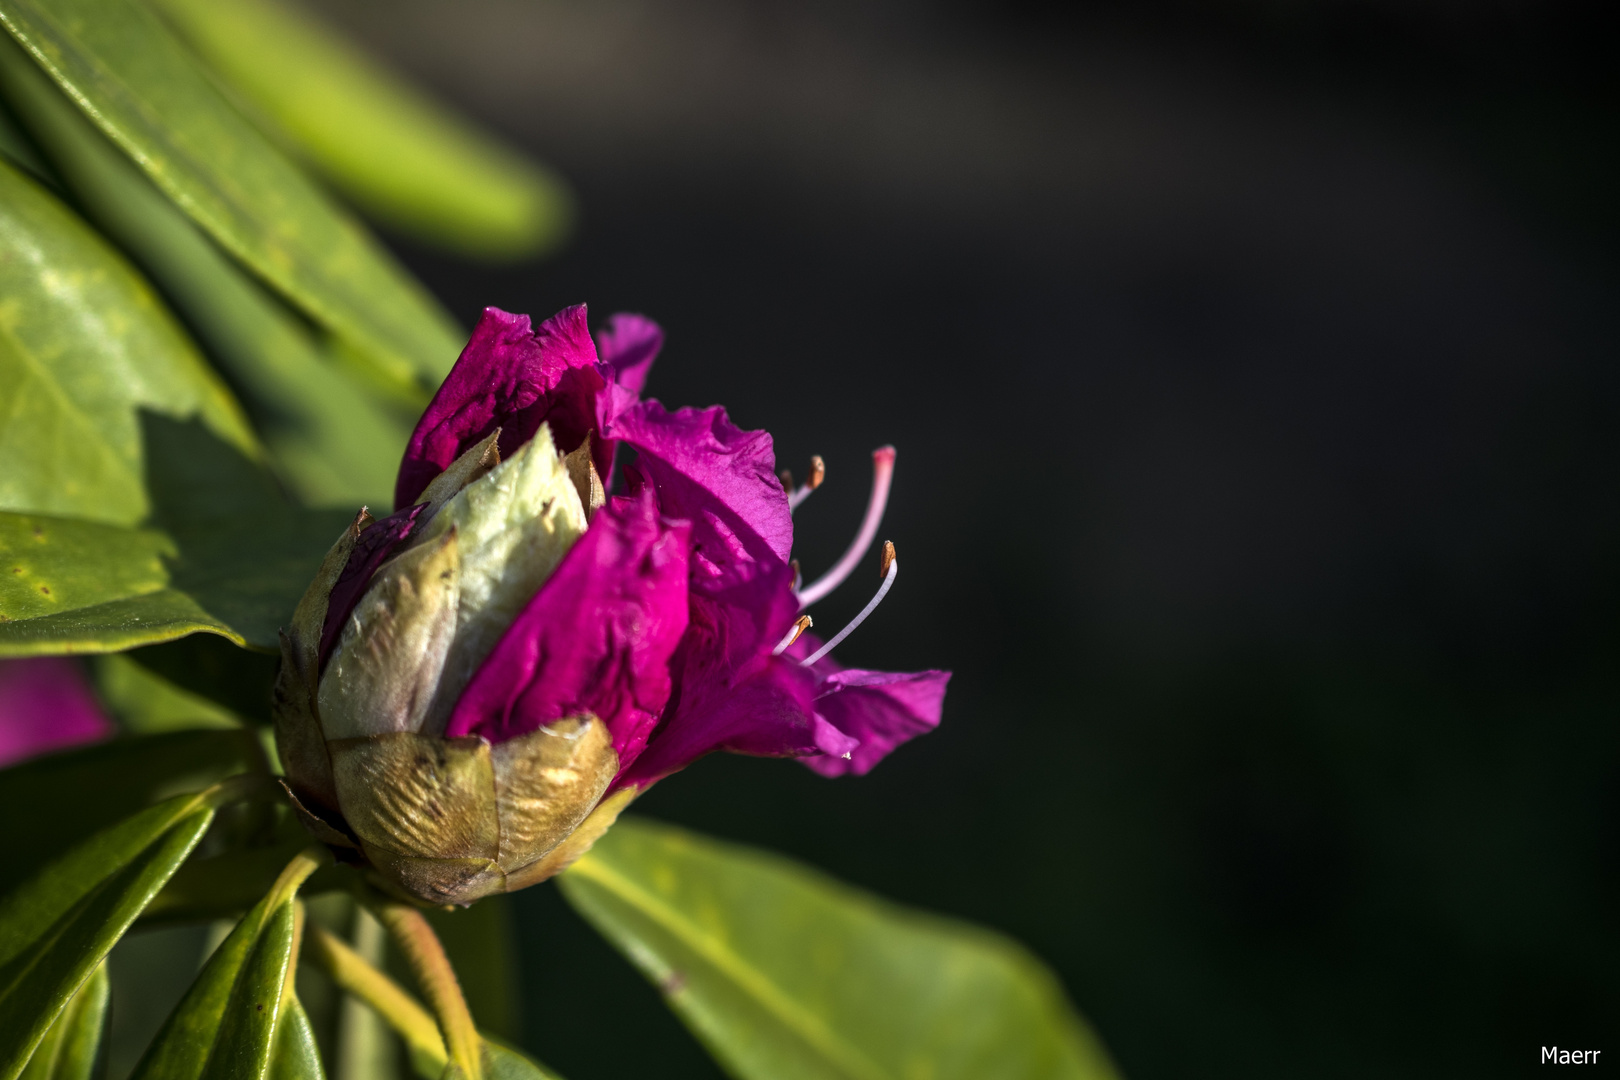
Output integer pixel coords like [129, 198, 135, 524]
[790, 558, 802, 592]
[796, 446, 894, 607]
[801, 543, 897, 667]
[771, 615, 814, 656]
[787, 454, 827, 512]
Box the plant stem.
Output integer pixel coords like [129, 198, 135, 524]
[306, 923, 448, 1070]
[363, 896, 483, 1080]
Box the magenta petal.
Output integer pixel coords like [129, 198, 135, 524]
[799, 667, 951, 777]
[395, 306, 606, 509]
[318, 504, 427, 671]
[607, 400, 793, 596]
[0, 658, 114, 767]
[612, 653, 824, 790]
[444, 491, 691, 768]
[594, 313, 663, 397]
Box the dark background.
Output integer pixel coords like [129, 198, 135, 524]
[326, 1, 1619, 1076]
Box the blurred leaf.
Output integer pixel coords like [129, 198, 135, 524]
[0, 157, 259, 526]
[145, 840, 347, 926]
[149, 0, 573, 261]
[0, 728, 261, 894]
[0, 32, 414, 509]
[119, 634, 278, 724]
[271, 997, 326, 1080]
[0, 792, 216, 1080]
[560, 818, 1120, 1080]
[0, 98, 53, 187]
[423, 897, 521, 1043]
[0, 0, 465, 390]
[95, 654, 243, 734]
[18, 961, 107, 1080]
[130, 872, 303, 1080]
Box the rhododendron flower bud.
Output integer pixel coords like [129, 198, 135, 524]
[274, 305, 949, 906]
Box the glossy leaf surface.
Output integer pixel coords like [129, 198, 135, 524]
[0, 793, 215, 1080]
[0, 0, 463, 388]
[561, 819, 1120, 1080]
[149, 0, 572, 260]
[17, 962, 106, 1080]
[0, 728, 262, 893]
[0, 35, 413, 507]
[0, 421, 359, 657]
[131, 883, 299, 1080]
[269, 997, 324, 1080]
[0, 157, 257, 526]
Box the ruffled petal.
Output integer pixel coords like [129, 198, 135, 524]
[396, 306, 605, 509]
[444, 490, 690, 769]
[799, 666, 950, 777]
[0, 658, 114, 767]
[606, 400, 794, 596]
[594, 313, 662, 397]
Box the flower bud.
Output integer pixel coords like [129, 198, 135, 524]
[274, 304, 948, 906]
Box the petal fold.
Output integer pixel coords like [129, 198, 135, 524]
[396, 306, 605, 509]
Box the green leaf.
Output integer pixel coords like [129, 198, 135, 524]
[0, 792, 216, 1080]
[269, 997, 325, 1080]
[0, 511, 229, 653]
[0, 0, 464, 389]
[0, 728, 262, 894]
[147, 0, 572, 261]
[18, 961, 107, 1080]
[0, 419, 361, 657]
[482, 1040, 563, 1080]
[0, 31, 415, 508]
[94, 653, 244, 734]
[132, 856, 316, 1080]
[116, 634, 279, 724]
[559, 819, 1120, 1080]
[0, 157, 259, 526]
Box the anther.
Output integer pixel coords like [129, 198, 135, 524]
[771, 615, 814, 656]
[801, 543, 897, 667]
[796, 446, 895, 607]
[790, 558, 802, 592]
[787, 455, 827, 512]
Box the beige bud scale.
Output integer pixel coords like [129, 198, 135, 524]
[274, 426, 629, 906]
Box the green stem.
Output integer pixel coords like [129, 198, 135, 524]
[305, 923, 447, 1070]
[363, 896, 483, 1080]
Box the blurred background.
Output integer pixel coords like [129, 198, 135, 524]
[290, 1, 1618, 1075]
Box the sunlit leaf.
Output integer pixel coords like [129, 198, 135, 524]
[0, 0, 463, 390]
[0, 792, 216, 1080]
[0, 728, 262, 893]
[0, 419, 359, 657]
[0, 511, 237, 656]
[560, 818, 1120, 1080]
[17, 961, 107, 1080]
[0, 157, 258, 526]
[149, 0, 572, 260]
[0, 32, 414, 508]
